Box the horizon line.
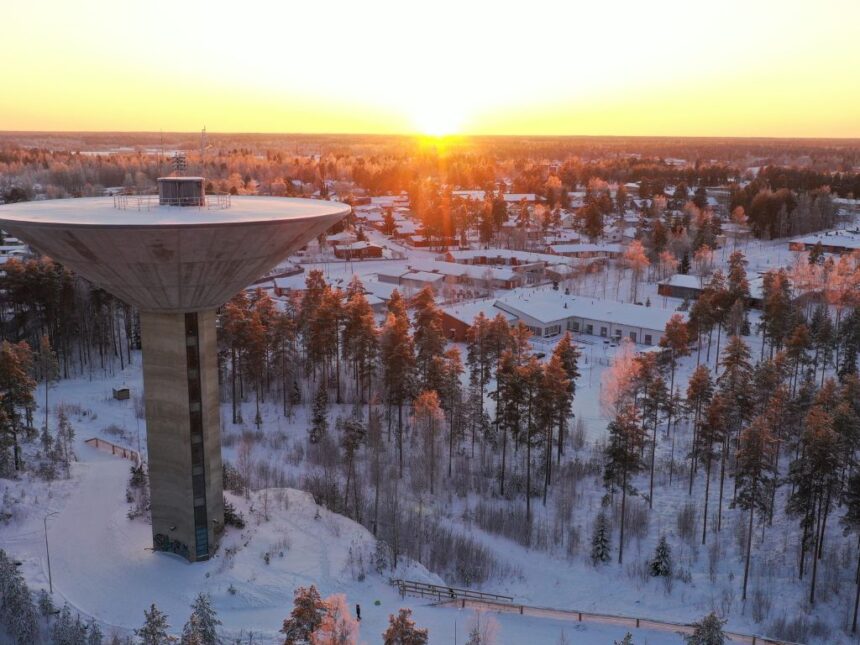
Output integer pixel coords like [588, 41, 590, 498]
[2, 130, 860, 143]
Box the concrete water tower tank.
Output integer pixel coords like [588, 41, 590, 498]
[0, 187, 349, 561]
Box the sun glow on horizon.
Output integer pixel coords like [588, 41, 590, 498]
[1, 0, 858, 137]
[411, 103, 466, 137]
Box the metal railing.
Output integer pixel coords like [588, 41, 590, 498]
[391, 579, 513, 604]
[433, 597, 803, 645]
[112, 193, 231, 211]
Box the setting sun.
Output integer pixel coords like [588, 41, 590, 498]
[411, 103, 464, 137]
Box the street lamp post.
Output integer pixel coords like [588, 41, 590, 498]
[44, 511, 58, 594]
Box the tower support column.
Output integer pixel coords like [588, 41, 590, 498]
[140, 309, 224, 561]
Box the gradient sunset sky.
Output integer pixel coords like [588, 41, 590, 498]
[2, 0, 857, 137]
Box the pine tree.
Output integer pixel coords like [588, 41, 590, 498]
[281, 585, 327, 645]
[413, 390, 443, 495]
[788, 404, 840, 604]
[382, 608, 428, 645]
[37, 333, 60, 443]
[380, 292, 416, 478]
[57, 407, 75, 478]
[0, 559, 38, 644]
[342, 287, 379, 404]
[841, 470, 860, 633]
[686, 364, 713, 495]
[37, 587, 54, 618]
[341, 416, 366, 518]
[698, 394, 728, 544]
[309, 384, 328, 444]
[135, 604, 170, 645]
[614, 634, 634, 645]
[649, 535, 672, 577]
[636, 353, 668, 508]
[551, 333, 580, 465]
[685, 612, 725, 645]
[0, 340, 36, 471]
[603, 403, 646, 564]
[180, 593, 221, 645]
[86, 618, 104, 645]
[410, 286, 446, 389]
[590, 511, 611, 565]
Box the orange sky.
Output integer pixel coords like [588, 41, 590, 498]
[2, 0, 858, 137]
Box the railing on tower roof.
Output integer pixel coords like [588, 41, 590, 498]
[112, 193, 232, 211]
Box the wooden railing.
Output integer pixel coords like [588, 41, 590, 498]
[432, 597, 802, 645]
[392, 579, 513, 604]
[84, 437, 141, 467]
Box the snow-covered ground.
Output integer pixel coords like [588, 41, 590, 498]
[0, 366, 698, 643]
[1, 229, 855, 643]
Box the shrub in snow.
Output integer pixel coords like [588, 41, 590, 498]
[222, 461, 246, 495]
[590, 511, 611, 565]
[382, 608, 428, 645]
[126, 464, 150, 521]
[614, 633, 634, 645]
[685, 612, 726, 645]
[649, 535, 672, 577]
[135, 603, 170, 645]
[223, 499, 245, 529]
[37, 587, 54, 617]
[464, 610, 499, 645]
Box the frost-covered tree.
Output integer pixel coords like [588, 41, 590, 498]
[1, 571, 38, 644]
[86, 618, 104, 645]
[614, 633, 634, 645]
[180, 593, 221, 645]
[382, 608, 428, 645]
[281, 585, 327, 645]
[135, 604, 170, 645]
[311, 593, 359, 645]
[52, 603, 87, 645]
[685, 612, 725, 645]
[649, 535, 672, 577]
[590, 511, 611, 565]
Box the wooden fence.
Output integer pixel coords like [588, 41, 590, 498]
[84, 437, 141, 467]
[392, 579, 513, 604]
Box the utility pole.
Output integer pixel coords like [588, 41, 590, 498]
[44, 511, 58, 594]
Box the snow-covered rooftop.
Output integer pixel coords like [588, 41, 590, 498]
[659, 274, 703, 290]
[495, 291, 687, 330]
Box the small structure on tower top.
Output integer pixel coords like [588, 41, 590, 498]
[157, 176, 205, 206]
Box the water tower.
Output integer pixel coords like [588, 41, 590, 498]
[0, 180, 349, 561]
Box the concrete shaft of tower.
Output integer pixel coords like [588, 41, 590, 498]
[0, 194, 350, 561]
